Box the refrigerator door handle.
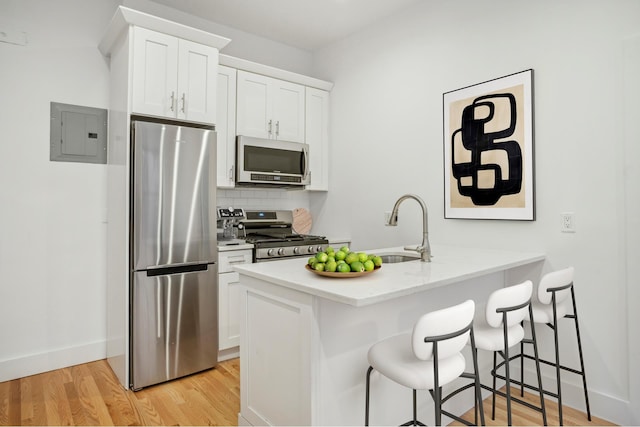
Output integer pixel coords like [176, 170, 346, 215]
[156, 277, 164, 339]
[146, 263, 210, 277]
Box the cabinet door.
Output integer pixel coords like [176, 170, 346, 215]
[177, 39, 218, 124]
[273, 80, 305, 143]
[216, 65, 237, 187]
[219, 272, 241, 350]
[132, 27, 178, 118]
[237, 70, 271, 138]
[305, 87, 329, 190]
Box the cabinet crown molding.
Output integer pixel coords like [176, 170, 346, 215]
[220, 54, 333, 91]
[99, 6, 231, 56]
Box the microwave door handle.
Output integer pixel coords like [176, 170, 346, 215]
[302, 147, 310, 180]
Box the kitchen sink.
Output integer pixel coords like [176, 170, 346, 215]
[379, 253, 421, 263]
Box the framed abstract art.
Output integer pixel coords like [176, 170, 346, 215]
[443, 69, 535, 220]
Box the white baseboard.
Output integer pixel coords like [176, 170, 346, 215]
[218, 346, 239, 362]
[0, 340, 106, 382]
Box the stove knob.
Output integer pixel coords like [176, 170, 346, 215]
[267, 249, 275, 256]
[277, 248, 285, 256]
[308, 246, 315, 253]
[293, 247, 300, 255]
[316, 245, 323, 252]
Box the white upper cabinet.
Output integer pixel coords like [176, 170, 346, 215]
[236, 70, 305, 143]
[305, 87, 330, 191]
[132, 26, 218, 124]
[216, 65, 237, 188]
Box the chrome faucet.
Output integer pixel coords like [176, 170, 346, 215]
[386, 194, 431, 262]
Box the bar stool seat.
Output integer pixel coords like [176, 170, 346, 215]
[368, 334, 466, 390]
[472, 314, 525, 352]
[365, 299, 485, 426]
[531, 300, 571, 324]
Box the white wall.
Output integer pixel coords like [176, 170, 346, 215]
[0, 0, 119, 381]
[310, 0, 640, 424]
[0, 0, 312, 382]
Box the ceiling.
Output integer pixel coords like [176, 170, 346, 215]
[147, 0, 421, 51]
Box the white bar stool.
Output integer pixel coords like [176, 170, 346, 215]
[364, 299, 485, 426]
[518, 267, 591, 425]
[473, 280, 547, 426]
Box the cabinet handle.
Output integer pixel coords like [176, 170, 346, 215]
[170, 91, 175, 112]
[268, 119, 273, 136]
[275, 121, 280, 137]
[228, 256, 247, 264]
[229, 165, 234, 181]
[181, 93, 186, 113]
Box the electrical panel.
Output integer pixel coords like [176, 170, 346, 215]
[50, 102, 107, 164]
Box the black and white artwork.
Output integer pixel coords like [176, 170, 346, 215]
[443, 69, 535, 220]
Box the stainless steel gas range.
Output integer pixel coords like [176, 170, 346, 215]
[241, 210, 328, 262]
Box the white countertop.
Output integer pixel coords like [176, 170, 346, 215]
[234, 245, 545, 307]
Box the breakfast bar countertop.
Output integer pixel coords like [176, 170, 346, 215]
[233, 244, 545, 307]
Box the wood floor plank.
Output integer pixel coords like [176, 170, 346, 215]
[63, 380, 87, 426]
[90, 360, 141, 426]
[48, 368, 74, 426]
[0, 379, 10, 425]
[24, 374, 47, 426]
[19, 377, 32, 424]
[8, 379, 21, 426]
[130, 394, 166, 426]
[42, 373, 62, 426]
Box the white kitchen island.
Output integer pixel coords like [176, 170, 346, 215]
[234, 245, 545, 426]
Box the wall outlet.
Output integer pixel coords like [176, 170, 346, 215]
[561, 212, 576, 233]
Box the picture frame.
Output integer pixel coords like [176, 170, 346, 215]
[443, 69, 535, 220]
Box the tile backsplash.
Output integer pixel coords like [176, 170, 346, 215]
[216, 188, 310, 211]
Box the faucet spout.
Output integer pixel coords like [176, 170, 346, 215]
[387, 194, 431, 262]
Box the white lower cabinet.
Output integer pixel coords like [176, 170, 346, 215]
[218, 248, 252, 359]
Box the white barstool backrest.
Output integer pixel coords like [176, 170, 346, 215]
[537, 266, 574, 305]
[485, 281, 533, 328]
[412, 299, 475, 361]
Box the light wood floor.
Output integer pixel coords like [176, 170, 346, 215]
[453, 388, 615, 426]
[0, 357, 614, 426]
[0, 358, 239, 426]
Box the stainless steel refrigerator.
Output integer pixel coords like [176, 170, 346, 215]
[130, 117, 217, 390]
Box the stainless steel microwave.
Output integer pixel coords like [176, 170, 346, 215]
[236, 135, 310, 188]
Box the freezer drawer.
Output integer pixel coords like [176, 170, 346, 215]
[131, 263, 218, 390]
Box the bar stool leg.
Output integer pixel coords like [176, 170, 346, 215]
[491, 351, 497, 420]
[470, 330, 486, 427]
[571, 287, 592, 421]
[520, 339, 525, 397]
[502, 320, 513, 426]
[551, 294, 564, 425]
[413, 389, 419, 426]
[529, 305, 548, 426]
[365, 366, 373, 426]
